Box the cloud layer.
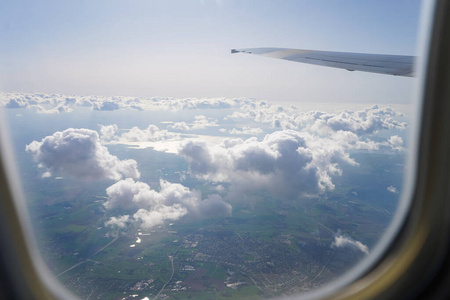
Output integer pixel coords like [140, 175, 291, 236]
[1, 92, 245, 114]
[15, 92, 407, 235]
[26, 128, 140, 180]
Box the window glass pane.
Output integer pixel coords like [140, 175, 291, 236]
[0, 1, 423, 299]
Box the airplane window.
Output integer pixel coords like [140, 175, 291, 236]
[0, 1, 426, 299]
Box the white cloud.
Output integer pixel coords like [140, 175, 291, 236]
[179, 130, 357, 198]
[41, 171, 52, 178]
[133, 205, 188, 229]
[5, 97, 28, 108]
[101, 124, 185, 153]
[387, 186, 398, 193]
[26, 128, 140, 181]
[35, 106, 72, 114]
[227, 103, 406, 137]
[93, 100, 120, 111]
[103, 178, 159, 210]
[308, 106, 406, 136]
[119, 125, 176, 142]
[104, 215, 131, 229]
[99, 124, 118, 141]
[104, 178, 231, 230]
[332, 234, 369, 254]
[168, 122, 190, 131]
[168, 115, 218, 131]
[0, 94, 407, 154]
[228, 105, 298, 130]
[191, 115, 218, 129]
[1, 93, 81, 113]
[230, 127, 263, 135]
[388, 135, 404, 151]
[1, 92, 248, 113]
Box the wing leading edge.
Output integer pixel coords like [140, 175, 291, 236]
[231, 47, 415, 77]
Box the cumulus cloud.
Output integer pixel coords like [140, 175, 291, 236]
[5, 97, 29, 108]
[41, 171, 52, 178]
[1, 92, 249, 113]
[1, 92, 407, 150]
[104, 215, 130, 229]
[104, 178, 158, 210]
[35, 104, 74, 114]
[93, 100, 120, 111]
[98, 124, 179, 144]
[136, 97, 241, 111]
[179, 130, 357, 198]
[332, 233, 369, 254]
[1, 93, 81, 113]
[103, 178, 231, 230]
[115, 125, 178, 145]
[388, 135, 404, 151]
[307, 106, 406, 136]
[99, 124, 118, 141]
[228, 107, 298, 130]
[132, 205, 188, 229]
[168, 115, 218, 131]
[168, 122, 190, 131]
[98, 124, 183, 153]
[230, 127, 263, 135]
[227, 103, 406, 137]
[160, 97, 241, 110]
[26, 128, 140, 180]
[0, 92, 408, 156]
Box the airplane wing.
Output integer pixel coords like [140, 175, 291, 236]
[231, 47, 415, 77]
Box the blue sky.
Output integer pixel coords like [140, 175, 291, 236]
[0, 0, 423, 104]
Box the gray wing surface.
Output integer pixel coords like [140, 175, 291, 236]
[231, 47, 415, 77]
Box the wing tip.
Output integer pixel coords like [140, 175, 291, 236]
[231, 49, 250, 54]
